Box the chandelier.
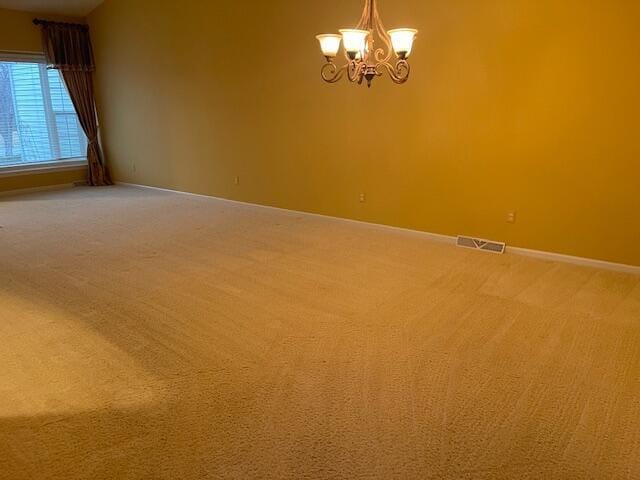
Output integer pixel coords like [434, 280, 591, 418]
[316, 0, 418, 88]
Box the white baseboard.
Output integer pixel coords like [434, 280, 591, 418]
[116, 182, 640, 275]
[0, 182, 76, 198]
[506, 246, 640, 275]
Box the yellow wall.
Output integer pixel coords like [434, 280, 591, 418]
[0, 169, 84, 193]
[0, 7, 86, 192]
[88, 0, 640, 266]
[0, 7, 43, 52]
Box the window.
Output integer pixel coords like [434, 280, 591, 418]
[0, 54, 87, 170]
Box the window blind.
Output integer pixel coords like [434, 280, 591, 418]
[0, 55, 87, 168]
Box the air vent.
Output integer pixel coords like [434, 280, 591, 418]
[457, 236, 506, 254]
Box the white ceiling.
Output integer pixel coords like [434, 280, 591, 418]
[0, 0, 104, 16]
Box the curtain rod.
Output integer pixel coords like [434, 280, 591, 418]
[33, 19, 89, 30]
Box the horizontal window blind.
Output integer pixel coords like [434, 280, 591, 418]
[0, 56, 87, 168]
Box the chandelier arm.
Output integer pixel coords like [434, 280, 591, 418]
[373, 36, 393, 64]
[371, 0, 393, 64]
[357, 0, 374, 30]
[347, 61, 366, 83]
[354, 0, 394, 69]
[375, 59, 411, 84]
[321, 62, 348, 83]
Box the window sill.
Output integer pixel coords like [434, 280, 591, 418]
[0, 159, 88, 178]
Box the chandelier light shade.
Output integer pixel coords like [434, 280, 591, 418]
[388, 28, 418, 59]
[316, 34, 342, 59]
[316, 0, 418, 88]
[339, 29, 369, 59]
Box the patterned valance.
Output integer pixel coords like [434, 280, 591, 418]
[33, 19, 96, 72]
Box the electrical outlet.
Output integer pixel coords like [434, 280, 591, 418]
[507, 211, 517, 224]
[234, 176, 240, 186]
[359, 193, 367, 203]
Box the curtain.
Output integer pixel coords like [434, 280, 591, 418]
[35, 20, 112, 186]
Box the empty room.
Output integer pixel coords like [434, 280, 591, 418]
[1, 0, 639, 478]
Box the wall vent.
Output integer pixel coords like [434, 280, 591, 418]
[457, 236, 506, 254]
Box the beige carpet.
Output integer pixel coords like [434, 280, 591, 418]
[0, 185, 639, 480]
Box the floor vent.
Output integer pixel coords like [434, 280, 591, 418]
[457, 236, 506, 254]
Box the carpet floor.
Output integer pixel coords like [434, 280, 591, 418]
[0, 185, 638, 479]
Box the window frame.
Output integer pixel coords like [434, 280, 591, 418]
[0, 51, 88, 175]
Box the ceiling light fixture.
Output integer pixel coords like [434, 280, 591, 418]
[316, 0, 418, 88]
